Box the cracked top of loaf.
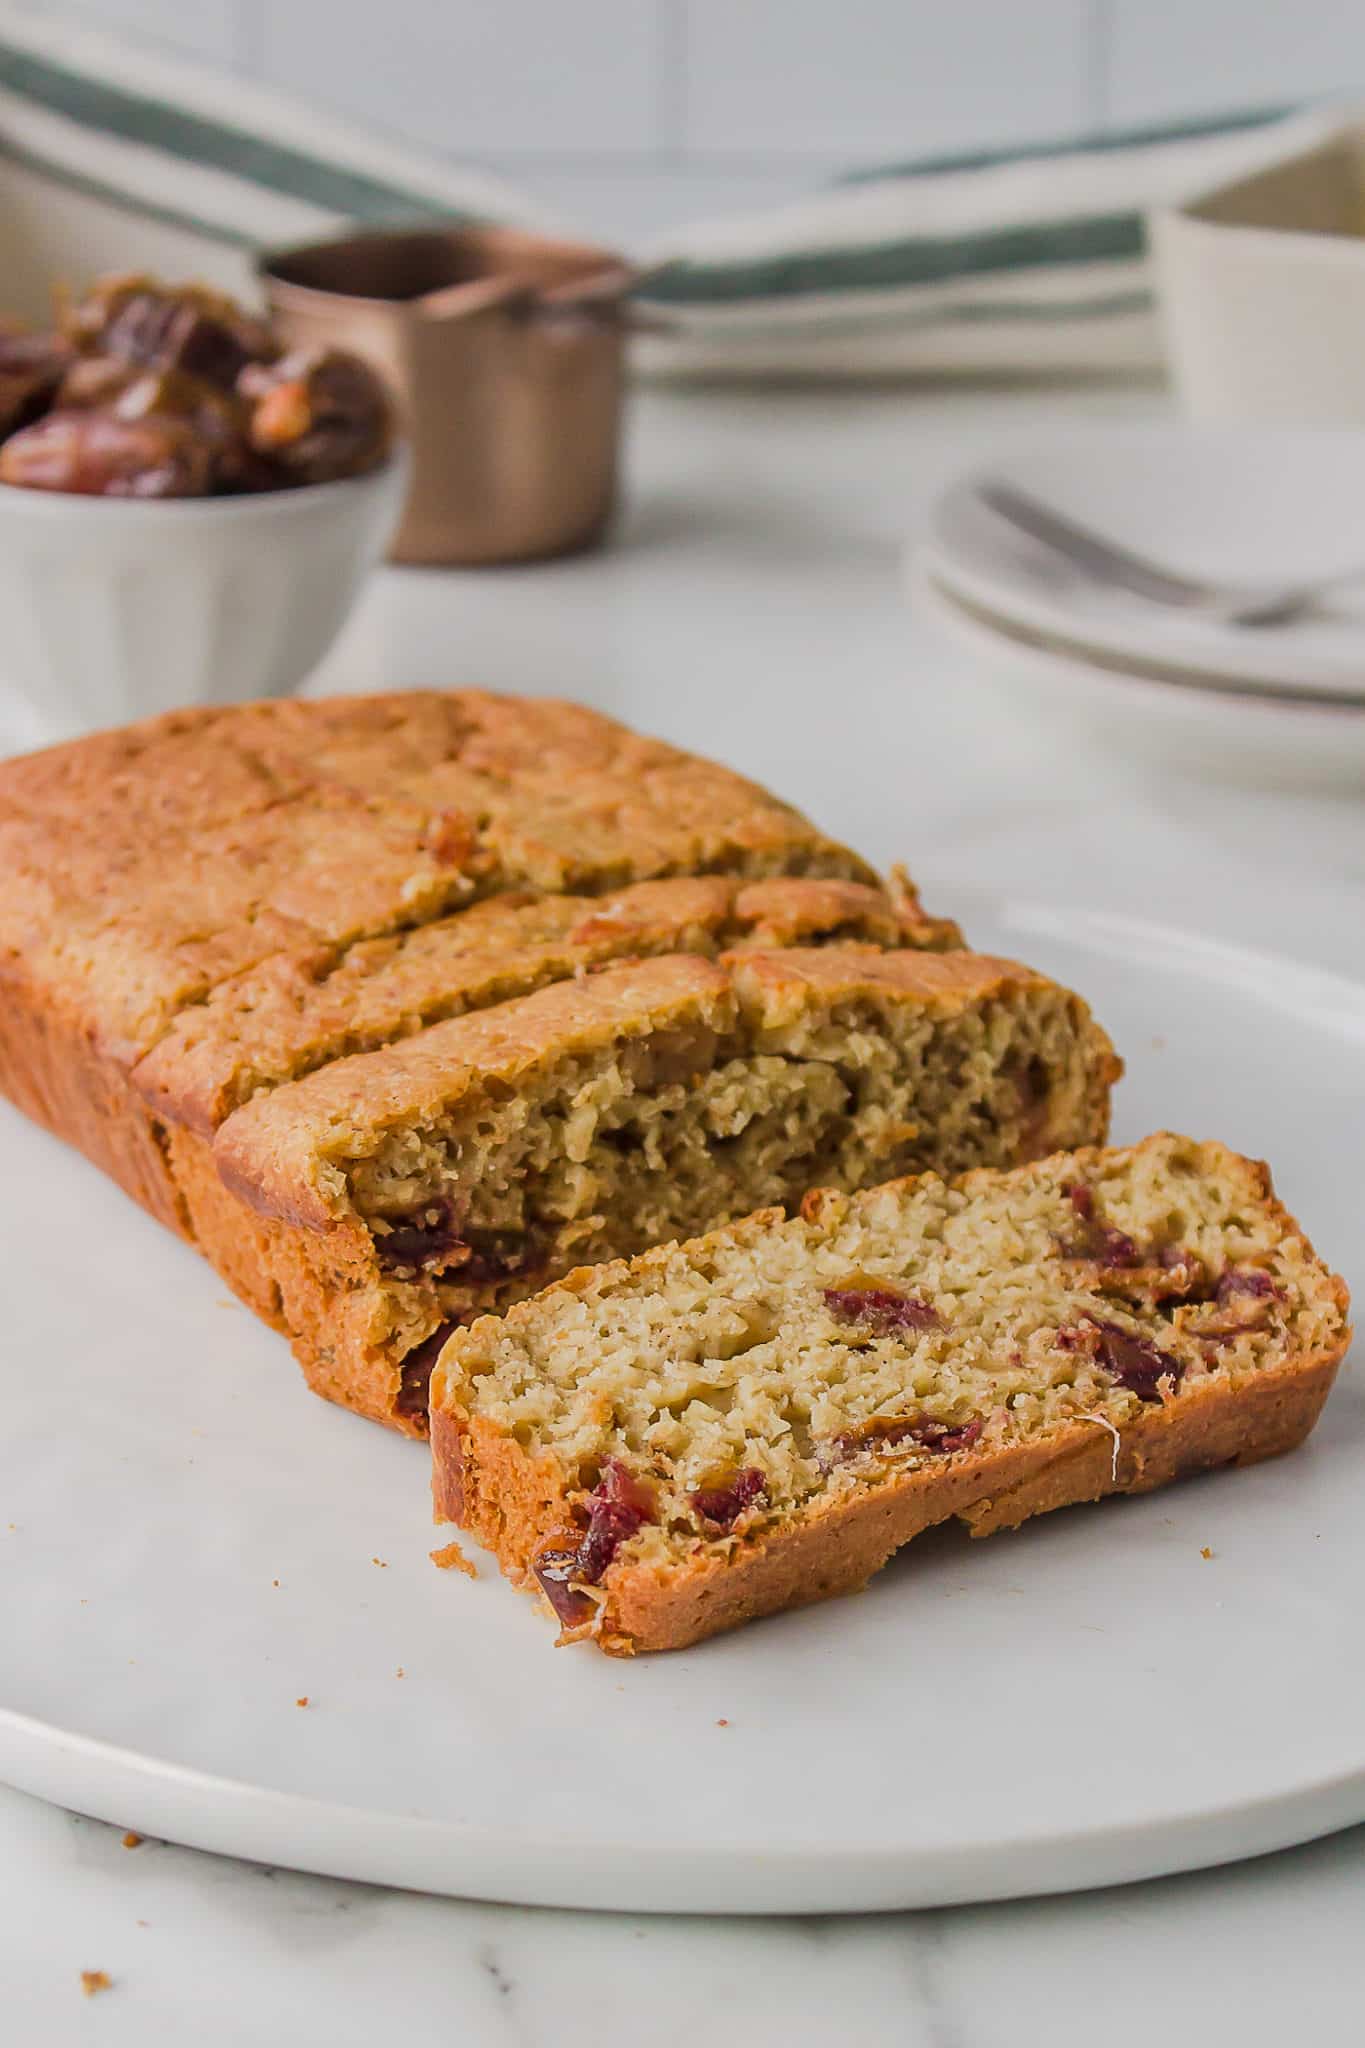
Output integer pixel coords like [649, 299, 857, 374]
[0, 691, 877, 1068]
[212, 946, 1106, 1232]
[131, 871, 960, 1135]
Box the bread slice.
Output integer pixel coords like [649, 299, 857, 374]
[429, 1134, 1350, 1653]
[212, 948, 1118, 1430]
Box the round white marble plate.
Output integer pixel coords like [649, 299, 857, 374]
[1, 901, 1361, 1915]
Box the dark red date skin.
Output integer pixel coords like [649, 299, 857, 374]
[688, 1467, 767, 1525]
[823, 1286, 940, 1335]
[66, 277, 276, 388]
[824, 1414, 983, 1467]
[533, 1460, 661, 1627]
[1088, 1318, 1184, 1401]
[0, 410, 213, 497]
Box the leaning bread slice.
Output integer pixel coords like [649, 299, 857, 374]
[212, 947, 1117, 1431]
[430, 1134, 1351, 1653]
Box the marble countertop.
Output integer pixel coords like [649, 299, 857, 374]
[6, 373, 1364, 2043]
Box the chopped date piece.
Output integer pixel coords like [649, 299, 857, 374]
[395, 1319, 459, 1421]
[533, 1460, 661, 1622]
[689, 1467, 766, 1526]
[596, 1456, 660, 1523]
[1089, 1318, 1184, 1402]
[1155, 1243, 1207, 1291]
[0, 410, 212, 497]
[823, 1285, 940, 1334]
[533, 1548, 594, 1629]
[577, 1497, 648, 1584]
[1195, 1268, 1284, 1342]
[373, 1205, 465, 1275]
[459, 1228, 545, 1286]
[1057, 1184, 1141, 1268]
[1218, 1268, 1279, 1303]
[825, 1412, 983, 1466]
[240, 346, 392, 484]
[914, 1415, 984, 1454]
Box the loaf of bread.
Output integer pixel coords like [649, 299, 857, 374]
[0, 692, 999, 1429]
[430, 1134, 1350, 1653]
[0, 691, 882, 1232]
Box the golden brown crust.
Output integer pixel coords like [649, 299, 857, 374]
[0, 691, 871, 1066]
[166, 1124, 427, 1428]
[132, 873, 950, 1140]
[0, 950, 188, 1235]
[430, 1136, 1350, 1652]
[0, 690, 875, 1231]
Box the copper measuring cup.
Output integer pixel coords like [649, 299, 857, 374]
[258, 226, 631, 565]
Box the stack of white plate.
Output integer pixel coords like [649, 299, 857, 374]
[913, 426, 1365, 787]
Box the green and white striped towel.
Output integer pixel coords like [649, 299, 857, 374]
[0, 13, 1339, 380]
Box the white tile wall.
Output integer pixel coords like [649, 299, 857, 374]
[259, 0, 668, 157]
[1106, 2, 1365, 126]
[19, 0, 244, 69]
[682, 0, 1093, 160]
[16, 0, 1365, 209]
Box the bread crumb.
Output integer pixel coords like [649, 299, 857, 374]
[121, 1832, 142, 1849]
[1201, 1546, 1214, 1560]
[271, 1578, 280, 1588]
[395, 1666, 405, 1678]
[371, 1557, 388, 1568]
[80, 1971, 112, 1997]
[430, 1540, 477, 1578]
[295, 1696, 310, 1708]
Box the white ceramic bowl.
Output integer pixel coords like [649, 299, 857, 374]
[1152, 118, 1365, 425]
[0, 445, 409, 751]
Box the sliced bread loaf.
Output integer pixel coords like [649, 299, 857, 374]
[211, 947, 1118, 1429]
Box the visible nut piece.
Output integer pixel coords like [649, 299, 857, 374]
[240, 346, 393, 483]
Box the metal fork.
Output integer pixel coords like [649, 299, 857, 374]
[976, 478, 1364, 628]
